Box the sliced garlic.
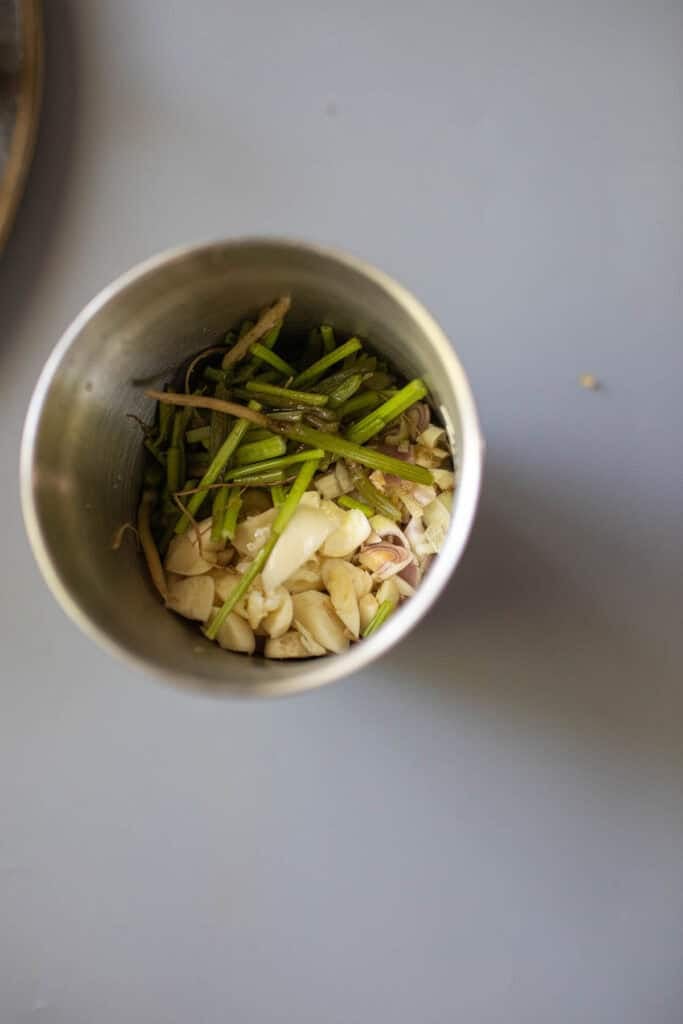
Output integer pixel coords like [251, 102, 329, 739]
[166, 575, 215, 622]
[165, 532, 214, 576]
[432, 468, 456, 491]
[233, 508, 277, 557]
[261, 506, 337, 593]
[320, 509, 371, 558]
[314, 472, 342, 500]
[395, 575, 416, 599]
[417, 424, 446, 449]
[376, 577, 400, 608]
[265, 630, 320, 659]
[283, 557, 324, 593]
[320, 559, 360, 638]
[246, 588, 265, 630]
[358, 593, 379, 632]
[291, 591, 349, 653]
[334, 461, 354, 494]
[262, 588, 293, 638]
[212, 610, 256, 654]
[293, 619, 327, 656]
[423, 496, 451, 551]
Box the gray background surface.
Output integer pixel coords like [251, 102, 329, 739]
[1, 2, 682, 1021]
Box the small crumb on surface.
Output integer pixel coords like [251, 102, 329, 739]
[325, 100, 338, 117]
[580, 373, 600, 391]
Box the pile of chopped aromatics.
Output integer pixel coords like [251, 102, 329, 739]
[136, 296, 455, 659]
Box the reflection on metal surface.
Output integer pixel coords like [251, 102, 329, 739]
[0, 0, 42, 250]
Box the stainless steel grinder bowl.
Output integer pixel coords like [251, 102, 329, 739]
[21, 239, 483, 696]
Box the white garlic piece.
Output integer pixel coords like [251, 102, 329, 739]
[291, 591, 349, 653]
[358, 593, 379, 632]
[293, 620, 327, 656]
[432, 468, 455, 491]
[211, 571, 250, 619]
[165, 526, 215, 576]
[314, 471, 342, 500]
[233, 508, 277, 557]
[166, 575, 215, 622]
[375, 577, 400, 608]
[265, 630, 320, 659]
[283, 557, 324, 593]
[262, 588, 293, 638]
[299, 490, 321, 509]
[261, 506, 336, 594]
[320, 509, 371, 558]
[212, 611, 256, 654]
[320, 559, 360, 638]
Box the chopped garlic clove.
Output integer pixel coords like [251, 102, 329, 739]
[261, 506, 337, 594]
[262, 589, 293, 638]
[293, 619, 327, 656]
[358, 593, 379, 632]
[265, 630, 320, 659]
[165, 532, 214, 576]
[292, 591, 349, 653]
[283, 557, 324, 593]
[376, 577, 400, 608]
[321, 559, 360, 638]
[320, 509, 372, 558]
[212, 611, 256, 654]
[166, 575, 215, 622]
[233, 508, 277, 557]
[314, 472, 342, 500]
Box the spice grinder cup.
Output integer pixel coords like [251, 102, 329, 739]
[21, 239, 483, 696]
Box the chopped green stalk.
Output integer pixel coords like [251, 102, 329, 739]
[205, 458, 320, 640]
[305, 327, 322, 364]
[222, 330, 236, 346]
[311, 366, 364, 394]
[186, 425, 211, 445]
[237, 324, 284, 381]
[209, 408, 229, 460]
[211, 485, 229, 542]
[337, 494, 374, 517]
[233, 435, 287, 466]
[346, 378, 428, 445]
[157, 402, 173, 445]
[362, 599, 395, 638]
[274, 423, 433, 485]
[166, 447, 182, 493]
[328, 373, 363, 408]
[346, 461, 401, 521]
[291, 337, 362, 388]
[320, 324, 335, 354]
[242, 427, 277, 443]
[146, 392, 433, 484]
[225, 448, 325, 482]
[244, 381, 329, 407]
[174, 401, 261, 535]
[249, 343, 295, 377]
[221, 488, 242, 541]
[203, 366, 226, 384]
[337, 390, 383, 420]
[270, 483, 286, 507]
[227, 469, 289, 487]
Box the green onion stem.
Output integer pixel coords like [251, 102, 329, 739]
[346, 461, 401, 521]
[233, 435, 287, 466]
[225, 448, 325, 482]
[173, 401, 261, 535]
[291, 337, 362, 389]
[221, 488, 242, 541]
[346, 378, 428, 445]
[210, 485, 229, 542]
[337, 494, 375, 517]
[249, 343, 295, 377]
[244, 380, 329, 407]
